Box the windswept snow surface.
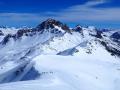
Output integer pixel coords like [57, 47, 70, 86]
[0, 20, 120, 90]
[0, 55, 120, 90]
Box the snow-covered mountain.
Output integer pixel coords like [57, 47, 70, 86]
[0, 19, 120, 90]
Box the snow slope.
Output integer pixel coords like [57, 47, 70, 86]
[0, 55, 120, 90]
[0, 19, 119, 90]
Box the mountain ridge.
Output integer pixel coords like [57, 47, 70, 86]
[0, 19, 119, 75]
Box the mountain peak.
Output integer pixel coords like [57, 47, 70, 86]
[46, 18, 57, 22]
[36, 18, 63, 30]
[35, 19, 72, 34]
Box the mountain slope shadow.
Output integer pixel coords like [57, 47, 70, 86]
[21, 67, 40, 81]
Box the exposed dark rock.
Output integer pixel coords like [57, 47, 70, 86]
[2, 34, 12, 44]
[110, 32, 120, 44]
[90, 30, 103, 39]
[36, 18, 63, 30]
[36, 19, 72, 34]
[96, 30, 103, 38]
[0, 30, 4, 36]
[111, 32, 120, 40]
[61, 24, 72, 34]
[72, 25, 83, 35]
[16, 29, 31, 38]
[74, 25, 82, 32]
[100, 40, 120, 57]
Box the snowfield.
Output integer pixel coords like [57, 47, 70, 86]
[0, 55, 120, 90]
[0, 19, 120, 90]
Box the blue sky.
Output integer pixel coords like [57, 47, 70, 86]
[0, 0, 120, 29]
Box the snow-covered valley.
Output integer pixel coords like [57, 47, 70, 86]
[0, 19, 120, 90]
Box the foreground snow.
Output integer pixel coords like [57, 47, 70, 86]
[0, 55, 120, 90]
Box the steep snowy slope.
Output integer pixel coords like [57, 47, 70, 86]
[0, 19, 119, 90]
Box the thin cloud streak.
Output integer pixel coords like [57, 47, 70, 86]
[0, 0, 120, 28]
[52, 1, 120, 22]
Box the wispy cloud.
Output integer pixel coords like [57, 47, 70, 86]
[52, 0, 120, 22]
[0, 0, 120, 28]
